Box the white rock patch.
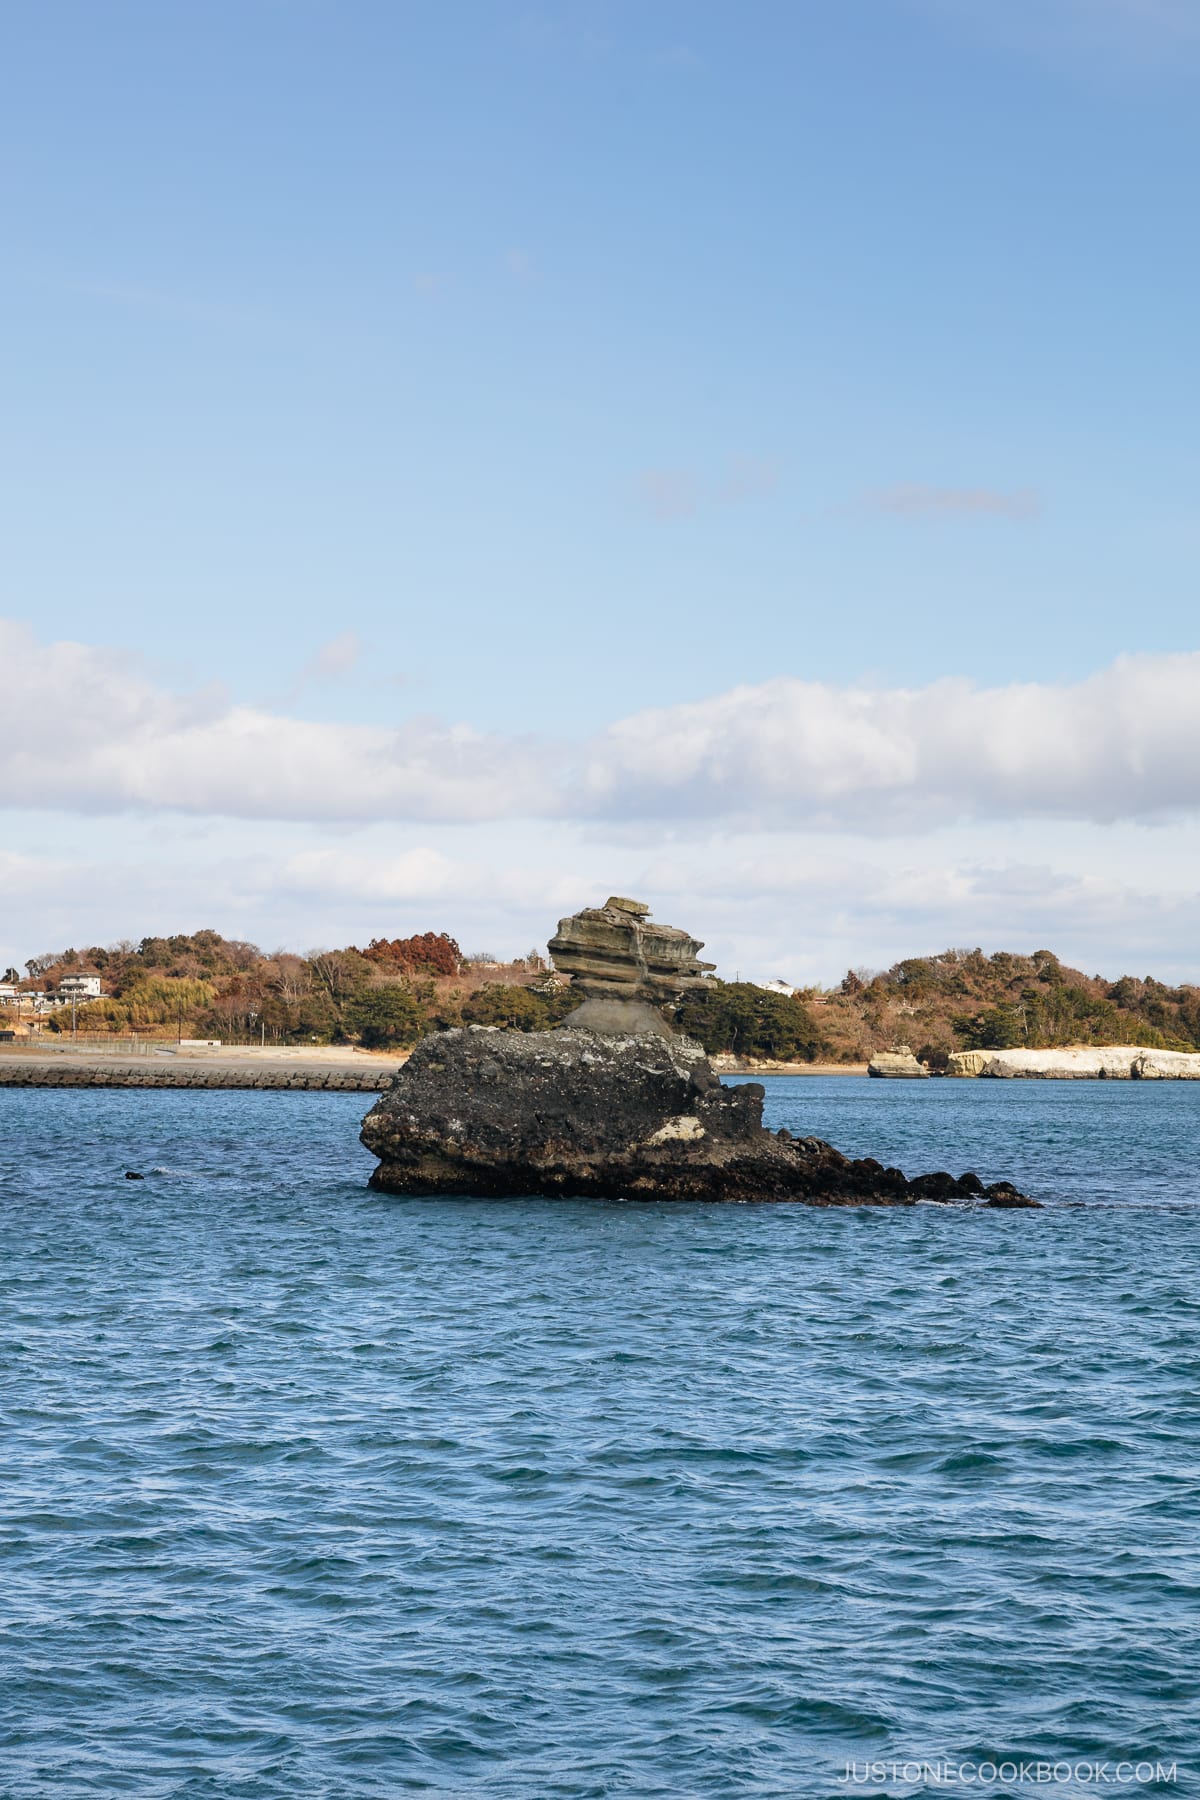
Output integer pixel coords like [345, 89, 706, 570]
[645, 1116, 706, 1144]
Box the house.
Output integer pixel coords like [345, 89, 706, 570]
[58, 975, 103, 1001]
[760, 979, 797, 997]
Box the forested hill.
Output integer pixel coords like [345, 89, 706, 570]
[7, 935, 1199, 1065]
[9, 931, 571, 1048]
[797, 948, 1200, 1068]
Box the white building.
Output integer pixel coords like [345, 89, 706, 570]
[58, 975, 103, 1000]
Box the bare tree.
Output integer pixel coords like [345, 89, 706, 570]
[270, 954, 312, 1005]
[308, 949, 361, 1006]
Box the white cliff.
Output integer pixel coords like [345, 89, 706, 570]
[946, 1046, 1200, 1079]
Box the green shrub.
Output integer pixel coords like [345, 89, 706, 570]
[462, 985, 553, 1032]
[345, 985, 428, 1048]
[674, 981, 822, 1061]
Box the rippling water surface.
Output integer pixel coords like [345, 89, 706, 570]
[1, 1080, 1198, 1798]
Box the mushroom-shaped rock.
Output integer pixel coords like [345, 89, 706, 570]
[548, 896, 715, 1036]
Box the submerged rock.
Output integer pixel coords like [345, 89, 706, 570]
[360, 1026, 1035, 1207]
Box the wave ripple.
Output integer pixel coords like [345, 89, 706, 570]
[1, 1083, 1198, 1796]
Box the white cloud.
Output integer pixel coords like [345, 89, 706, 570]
[866, 483, 1040, 520]
[0, 848, 72, 895]
[575, 656, 1200, 830]
[1, 620, 545, 824]
[298, 630, 363, 683]
[921, 0, 1200, 70]
[636, 467, 703, 520]
[1040, 0, 1200, 44]
[636, 455, 778, 522]
[8, 619, 1200, 833]
[716, 455, 779, 505]
[3, 834, 1200, 987]
[279, 847, 587, 910]
[279, 630, 366, 704]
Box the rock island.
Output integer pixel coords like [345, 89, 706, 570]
[361, 898, 1034, 1207]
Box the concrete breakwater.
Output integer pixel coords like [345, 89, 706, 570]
[0, 1049, 402, 1091]
[0, 1064, 390, 1090]
[947, 1046, 1200, 1079]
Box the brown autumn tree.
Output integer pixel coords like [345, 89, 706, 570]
[359, 932, 461, 977]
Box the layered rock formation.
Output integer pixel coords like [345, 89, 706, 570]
[360, 1025, 1034, 1206]
[868, 1046, 928, 1079]
[547, 896, 714, 1036]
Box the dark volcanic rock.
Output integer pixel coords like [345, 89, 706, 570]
[360, 1027, 1037, 1207]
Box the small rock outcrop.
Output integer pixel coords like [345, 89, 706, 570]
[868, 1046, 928, 1079]
[547, 896, 714, 1036]
[360, 1026, 1034, 1206]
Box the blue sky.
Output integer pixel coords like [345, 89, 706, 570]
[5, 0, 1200, 980]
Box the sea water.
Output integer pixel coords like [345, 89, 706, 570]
[0, 1080, 1197, 1798]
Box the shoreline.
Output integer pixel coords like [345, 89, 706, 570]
[0, 1043, 872, 1090]
[20, 1040, 1199, 1086]
[713, 1058, 869, 1077]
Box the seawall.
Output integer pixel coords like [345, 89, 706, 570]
[0, 1065, 391, 1090]
[0, 1049, 404, 1091]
